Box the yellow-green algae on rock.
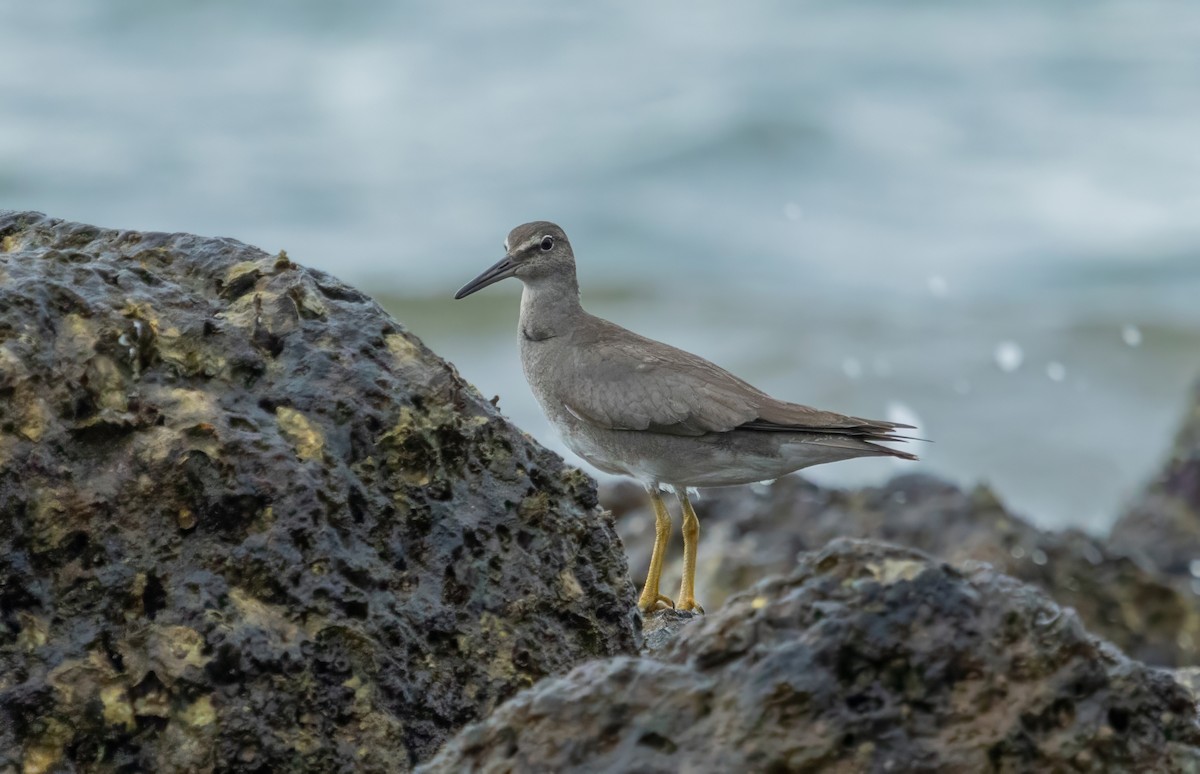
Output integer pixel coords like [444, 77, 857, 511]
[0, 211, 639, 773]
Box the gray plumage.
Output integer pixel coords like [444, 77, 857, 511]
[456, 220, 916, 490]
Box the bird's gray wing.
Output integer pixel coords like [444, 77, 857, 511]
[559, 333, 764, 436]
[560, 320, 915, 444]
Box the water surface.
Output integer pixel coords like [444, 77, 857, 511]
[3, 1, 1198, 530]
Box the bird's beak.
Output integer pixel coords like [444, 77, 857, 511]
[454, 255, 517, 299]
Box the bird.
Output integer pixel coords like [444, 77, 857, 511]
[454, 221, 917, 614]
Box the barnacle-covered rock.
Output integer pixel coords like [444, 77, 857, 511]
[0, 211, 638, 773]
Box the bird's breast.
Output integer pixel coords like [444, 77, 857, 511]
[519, 335, 567, 417]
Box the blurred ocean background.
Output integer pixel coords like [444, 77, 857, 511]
[3, 2, 1198, 532]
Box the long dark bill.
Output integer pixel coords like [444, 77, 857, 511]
[454, 256, 516, 299]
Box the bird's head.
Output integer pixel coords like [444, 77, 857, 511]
[454, 221, 575, 299]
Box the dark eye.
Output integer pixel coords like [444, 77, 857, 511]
[540, 236, 554, 251]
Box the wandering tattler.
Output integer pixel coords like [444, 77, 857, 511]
[455, 221, 917, 614]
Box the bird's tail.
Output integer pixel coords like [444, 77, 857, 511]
[785, 433, 919, 462]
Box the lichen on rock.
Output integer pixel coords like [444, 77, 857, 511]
[0, 211, 639, 773]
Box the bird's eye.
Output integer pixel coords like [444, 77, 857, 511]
[540, 236, 554, 251]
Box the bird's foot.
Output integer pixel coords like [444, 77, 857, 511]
[637, 593, 675, 614]
[676, 597, 705, 615]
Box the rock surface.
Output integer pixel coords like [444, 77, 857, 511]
[1112, 379, 1200, 577]
[0, 211, 639, 773]
[422, 539, 1200, 773]
[610, 472, 1200, 666]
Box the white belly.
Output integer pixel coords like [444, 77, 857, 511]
[557, 420, 839, 488]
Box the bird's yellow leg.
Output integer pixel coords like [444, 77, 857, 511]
[676, 490, 705, 614]
[637, 488, 675, 613]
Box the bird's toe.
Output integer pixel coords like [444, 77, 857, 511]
[637, 593, 676, 614]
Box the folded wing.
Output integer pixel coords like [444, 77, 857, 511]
[560, 320, 916, 458]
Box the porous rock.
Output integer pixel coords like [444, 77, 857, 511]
[422, 539, 1200, 773]
[0, 211, 639, 773]
[610, 473, 1200, 666]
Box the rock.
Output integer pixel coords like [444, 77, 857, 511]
[1175, 667, 1200, 701]
[640, 609, 698, 657]
[0, 211, 639, 773]
[421, 539, 1200, 773]
[1112, 379, 1200, 577]
[607, 473, 1200, 666]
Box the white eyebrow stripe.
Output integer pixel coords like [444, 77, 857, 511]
[514, 235, 543, 253]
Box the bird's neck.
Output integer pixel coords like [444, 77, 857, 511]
[519, 274, 582, 341]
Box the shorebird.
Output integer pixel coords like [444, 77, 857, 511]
[455, 221, 916, 614]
